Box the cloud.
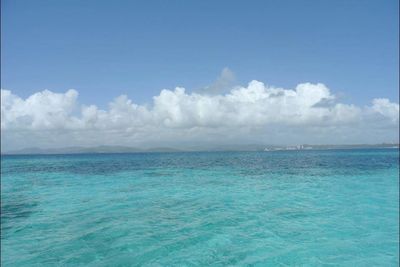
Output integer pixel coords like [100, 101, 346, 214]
[1, 89, 79, 130]
[1, 80, 399, 150]
[197, 67, 236, 95]
[371, 98, 399, 123]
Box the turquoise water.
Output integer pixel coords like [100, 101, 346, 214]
[1, 149, 399, 266]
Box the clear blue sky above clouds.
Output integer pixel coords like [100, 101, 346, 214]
[1, 0, 399, 108]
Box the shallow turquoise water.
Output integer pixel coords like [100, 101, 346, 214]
[1, 149, 399, 266]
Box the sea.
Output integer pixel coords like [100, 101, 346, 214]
[1, 149, 399, 266]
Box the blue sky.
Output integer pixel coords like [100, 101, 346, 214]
[2, 0, 398, 108]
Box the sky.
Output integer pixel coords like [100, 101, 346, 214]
[1, 0, 399, 150]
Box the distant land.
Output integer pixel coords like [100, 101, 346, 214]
[1, 143, 399, 155]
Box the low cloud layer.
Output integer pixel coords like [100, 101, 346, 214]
[1, 80, 399, 151]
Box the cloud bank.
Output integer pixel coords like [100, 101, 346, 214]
[1, 80, 399, 151]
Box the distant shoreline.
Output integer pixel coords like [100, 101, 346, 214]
[1, 144, 399, 156]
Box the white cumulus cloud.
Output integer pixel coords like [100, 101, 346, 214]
[1, 80, 399, 151]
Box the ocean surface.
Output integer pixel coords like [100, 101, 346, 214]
[1, 149, 399, 266]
